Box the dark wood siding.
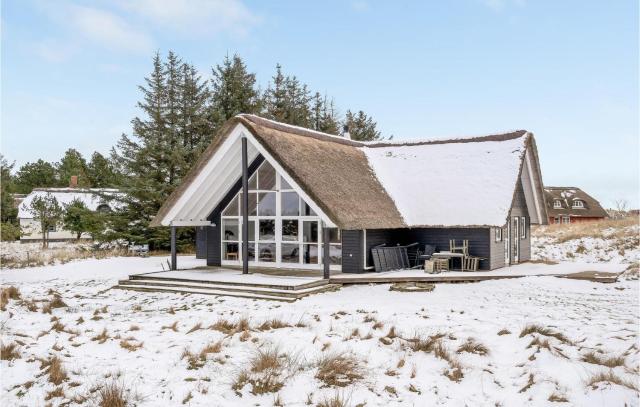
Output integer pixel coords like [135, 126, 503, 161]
[509, 180, 531, 263]
[195, 227, 207, 259]
[489, 226, 506, 270]
[341, 230, 363, 273]
[205, 155, 265, 267]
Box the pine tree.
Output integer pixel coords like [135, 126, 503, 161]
[62, 199, 93, 240]
[343, 110, 382, 141]
[311, 93, 340, 134]
[14, 160, 58, 194]
[263, 64, 287, 122]
[57, 148, 90, 187]
[180, 64, 211, 165]
[27, 193, 63, 249]
[0, 155, 20, 241]
[87, 152, 121, 188]
[210, 54, 261, 128]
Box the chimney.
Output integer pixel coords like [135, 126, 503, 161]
[343, 124, 351, 140]
[69, 176, 78, 188]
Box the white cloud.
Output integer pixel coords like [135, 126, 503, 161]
[33, 39, 77, 63]
[67, 5, 153, 52]
[119, 0, 260, 37]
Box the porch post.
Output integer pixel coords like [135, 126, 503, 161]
[170, 225, 177, 271]
[241, 137, 249, 275]
[323, 226, 331, 279]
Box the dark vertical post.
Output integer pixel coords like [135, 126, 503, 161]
[170, 225, 177, 270]
[241, 137, 249, 274]
[323, 226, 331, 279]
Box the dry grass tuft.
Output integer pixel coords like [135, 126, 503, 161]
[49, 295, 67, 309]
[45, 386, 65, 400]
[119, 339, 144, 352]
[258, 318, 290, 331]
[0, 285, 21, 310]
[186, 322, 203, 334]
[457, 338, 489, 356]
[586, 371, 638, 391]
[548, 392, 569, 402]
[232, 347, 300, 395]
[410, 334, 464, 382]
[497, 329, 511, 336]
[581, 351, 625, 368]
[519, 324, 572, 344]
[316, 392, 351, 407]
[128, 325, 140, 332]
[1, 342, 20, 360]
[95, 379, 130, 407]
[182, 341, 224, 370]
[315, 352, 364, 387]
[92, 328, 110, 344]
[41, 356, 68, 385]
[519, 373, 535, 393]
[162, 321, 179, 332]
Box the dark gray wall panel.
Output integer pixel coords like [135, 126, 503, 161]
[341, 230, 363, 273]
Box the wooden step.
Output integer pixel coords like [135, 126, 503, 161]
[117, 279, 340, 298]
[129, 273, 328, 291]
[112, 281, 341, 301]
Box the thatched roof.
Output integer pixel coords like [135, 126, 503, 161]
[151, 114, 546, 229]
[544, 187, 608, 218]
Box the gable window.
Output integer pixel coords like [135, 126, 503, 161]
[220, 161, 340, 269]
[553, 200, 562, 209]
[572, 200, 584, 209]
[520, 217, 526, 239]
[494, 227, 502, 242]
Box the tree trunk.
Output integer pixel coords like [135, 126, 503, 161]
[41, 225, 47, 249]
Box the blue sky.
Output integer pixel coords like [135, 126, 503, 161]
[2, 0, 638, 208]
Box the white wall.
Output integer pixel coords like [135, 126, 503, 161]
[19, 218, 91, 241]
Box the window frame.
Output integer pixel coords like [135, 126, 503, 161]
[572, 200, 584, 209]
[561, 215, 571, 224]
[219, 161, 340, 270]
[553, 200, 562, 209]
[520, 216, 526, 239]
[495, 227, 502, 242]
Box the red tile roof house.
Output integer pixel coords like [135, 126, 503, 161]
[543, 187, 609, 224]
[151, 115, 548, 276]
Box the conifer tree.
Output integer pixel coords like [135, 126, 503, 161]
[57, 148, 90, 187]
[27, 193, 63, 248]
[210, 54, 261, 128]
[263, 64, 288, 122]
[343, 110, 382, 141]
[311, 93, 340, 134]
[0, 155, 20, 241]
[14, 160, 58, 194]
[87, 152, 121, 188]
[180, 64, 211, 165]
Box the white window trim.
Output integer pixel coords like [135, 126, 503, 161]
[495, 227, 502, 242]
[520, 216, 526, 239]
[553, 200, 562, 209]
[220, 161, 341, 271]
[561, 215, 571, 224]
[572, 200, 584, 209]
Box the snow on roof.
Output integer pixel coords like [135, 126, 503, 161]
[18, 188, 122, 219]
[362, 135, 528, 227]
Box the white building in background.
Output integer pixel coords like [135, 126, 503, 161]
[18, 184, 122, 242]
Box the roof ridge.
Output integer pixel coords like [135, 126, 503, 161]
[238, 114, 528, 147]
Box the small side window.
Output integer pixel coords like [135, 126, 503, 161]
[553, 200, 562, 209]
[520, 217, 526, 239]
[495, 227, 502, 242]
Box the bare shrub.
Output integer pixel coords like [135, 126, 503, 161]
[1, 342, 20, 360]
[586, 371, 638, 391]
[457, 338, 489, 356]
[315, 352, 364, 387]
[519, 324, 572, 344]
[581, 351, 626, 368]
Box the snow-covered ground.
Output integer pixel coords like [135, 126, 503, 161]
[1, 254, 638, 406]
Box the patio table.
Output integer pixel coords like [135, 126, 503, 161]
[431, 251, 465, 271]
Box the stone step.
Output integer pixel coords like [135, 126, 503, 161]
[117, 279, 340, 298]
[129, 273, 328, 291]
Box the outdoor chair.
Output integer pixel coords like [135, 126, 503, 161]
[414, 244, 436, 268]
